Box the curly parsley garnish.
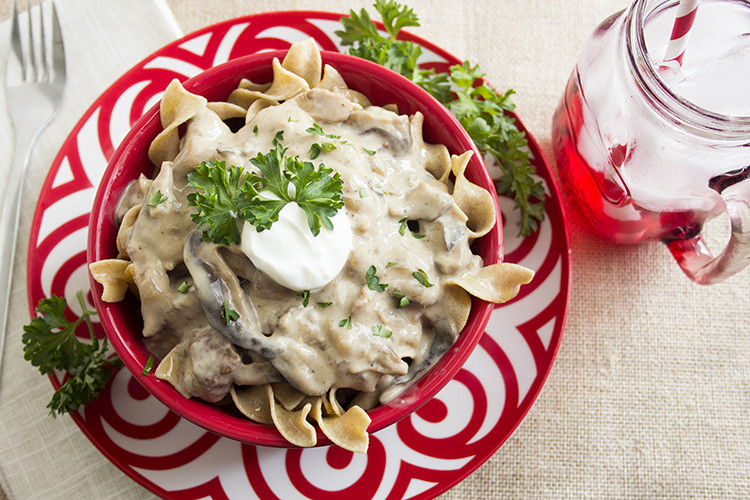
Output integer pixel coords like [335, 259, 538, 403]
[21, 291, 123, 417]
[187, 138, 345, 244]
[336, 0, 545, 236]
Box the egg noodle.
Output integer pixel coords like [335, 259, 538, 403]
[90, 40, 534, 452]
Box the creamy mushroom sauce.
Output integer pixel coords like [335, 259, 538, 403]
[116, 86, 485, 408]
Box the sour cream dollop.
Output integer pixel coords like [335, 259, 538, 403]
[240, 203, 353, 291]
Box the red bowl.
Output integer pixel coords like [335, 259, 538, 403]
[87, 49, 502, 447]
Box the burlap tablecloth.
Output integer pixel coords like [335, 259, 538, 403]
[0, 0, 748, 498]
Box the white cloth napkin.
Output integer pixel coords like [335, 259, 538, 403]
[0, 1, 181, 498]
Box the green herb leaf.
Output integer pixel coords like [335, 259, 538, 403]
[412, 268, 434, 287]
[307, 123, 341, 139]
[365, 265, 388, 292]
[21, 291, 122, 416]
[142, 355, 155, 376]
[309, 142, 337, 159]
[317, 301, 333, 308]
[186, 160, 247, 246]
[363, 147, 376, 156]
[297, 290, 311, 307]
[178, 281, 190, 294]
[372, 324, 393, 338]
[147, 190, 168, 207]
[339, 316, 353, 329]
[223, 300, 240, 324]
[398, 216, 407, 236]
[393, 289, 410, 308]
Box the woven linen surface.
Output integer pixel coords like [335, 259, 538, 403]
[1, 0, 749, 498]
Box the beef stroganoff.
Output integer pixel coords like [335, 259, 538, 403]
[89, 40, 534, 452]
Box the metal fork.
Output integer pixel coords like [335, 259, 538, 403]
[0, 0, 66, 372]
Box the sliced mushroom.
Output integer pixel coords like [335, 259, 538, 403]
[295, 88, 354, 122]
[183, 231, 278, 357]
[347, 106, 412, 155]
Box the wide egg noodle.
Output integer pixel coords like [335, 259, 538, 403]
[315, 64, 371, 108]
[206, 101, 247, 121]
[232, 57, 309, 104]
[450, 151, 497, 239]
[310, 397, 370, 454]
[409, 112, 452, 183]
[230, 384, 274, 425]
[243, 98, 274, 124]
[271, 382, 307, 411]
[266, 384, 318, 448]
[89, 259, 135, 303]
[281, 37, 322, 88]
[116, 205, 141, 258]
[148, 79, 207, 167]
[448, 262, 535, 304]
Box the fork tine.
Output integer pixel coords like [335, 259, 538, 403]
[38, 1, 48, 81]
[49, 1, 65, 84]
[25, 0, 37, 82]
[9, 0, 25, 80]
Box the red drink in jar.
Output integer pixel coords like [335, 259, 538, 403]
[552, 0, 750, 283]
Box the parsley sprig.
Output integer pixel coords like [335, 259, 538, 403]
[187, 138, 345, 245]
[21, 291, 123, 416]
[336, 0, 545, 235]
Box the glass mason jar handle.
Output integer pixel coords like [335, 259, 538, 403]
[665, 178, 750, 284]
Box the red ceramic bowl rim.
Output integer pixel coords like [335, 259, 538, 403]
[87, 49, 502, 447]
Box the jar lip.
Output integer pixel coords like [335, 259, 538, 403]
[627, 0, 750, 132]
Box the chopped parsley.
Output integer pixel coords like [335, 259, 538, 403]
[317, 301, 333, 308]
[372, 324, 393, 338]
[365, 265, 388, 292]
[297, 290, 311, 307]
[307, 123, 341, 139]
[412, 268, 434, 287]
[393, 289, 410, 308]
[339, 316, 353, 329]
[223, 300, 240, 324]
[177, 281, 190, 294]
[147, 190, 167, 207]
[309, 141, 337, 159]
[142, 355, 155, 376]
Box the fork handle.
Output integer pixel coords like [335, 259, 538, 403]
[0, 131, 35, 373]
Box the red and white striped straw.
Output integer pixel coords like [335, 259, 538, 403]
[663, 0, 700, 65]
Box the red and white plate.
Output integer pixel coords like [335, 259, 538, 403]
[26, 11, 570, 500]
